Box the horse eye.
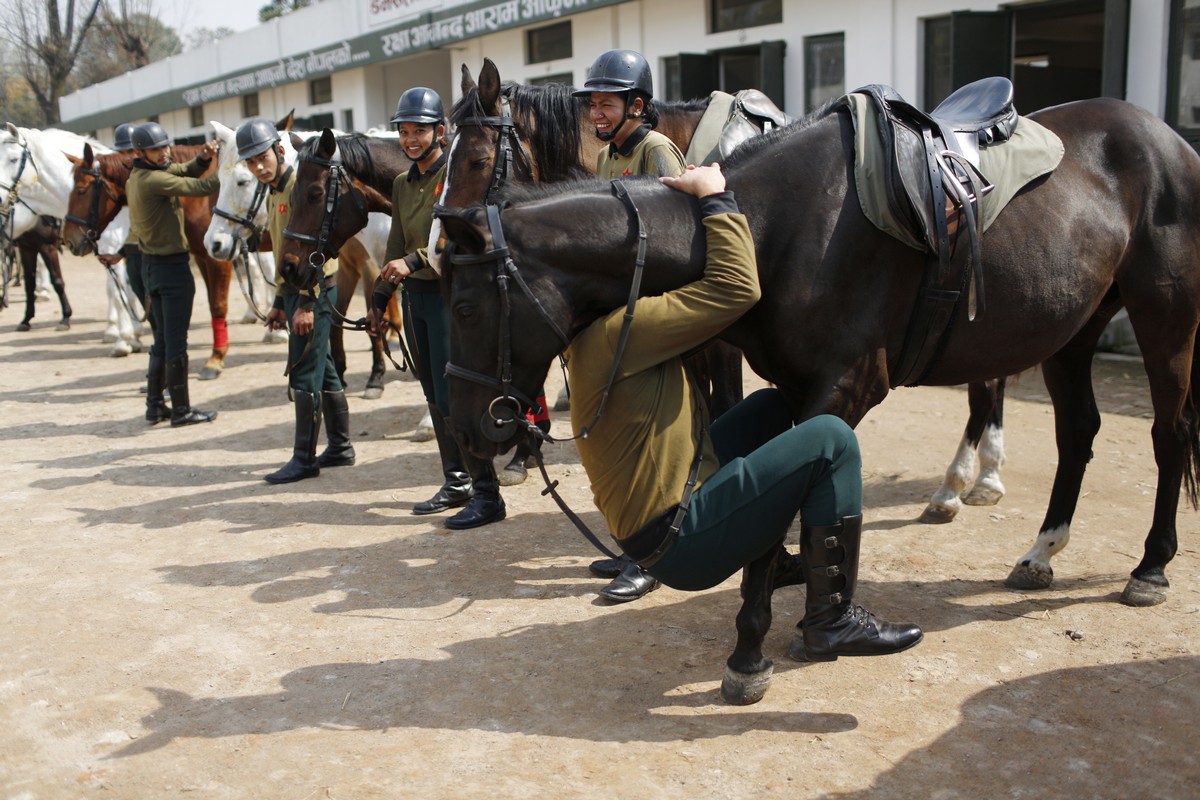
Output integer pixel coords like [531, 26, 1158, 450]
[471, 158, 489, 171]
[236, 177, 251, 188]
[454, 304, 475, 321]
[306, 188, 323, 203]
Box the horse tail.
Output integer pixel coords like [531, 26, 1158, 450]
[1183, 335, 1200, 510]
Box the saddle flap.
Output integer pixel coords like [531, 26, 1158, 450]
[717, 90, 796, 161]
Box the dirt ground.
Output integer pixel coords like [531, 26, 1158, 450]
[2, 255, 1199, 800]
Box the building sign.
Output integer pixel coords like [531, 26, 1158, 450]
[366, 0, 449, 28]
[182, 41, 374, 106]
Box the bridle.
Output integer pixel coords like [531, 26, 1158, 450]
[1, 136, 39, 309]
[444, 180, 709, 560]
[452, 93, 536, 204]
[214, 179, 272, 320]
[281, 143, 364, 270]
[63, 162, 121, 246]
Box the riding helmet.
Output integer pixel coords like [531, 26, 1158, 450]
[113, 123, 137, 152]
[235, 118, 281, 161]
[572, 50, 654, 98]
[390, 87, 444, 126]
[131, 122, 170, 150]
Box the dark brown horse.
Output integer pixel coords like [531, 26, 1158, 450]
[4, 216, 71, 331]
[442, 59, 1007, 521]
[437, 97, 1200, 702]
[60, 144, 234, 380]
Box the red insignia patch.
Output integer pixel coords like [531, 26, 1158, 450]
[279, 203, 287, 214]
[623, 169, 632, 176]
[435, 183, 443, 195]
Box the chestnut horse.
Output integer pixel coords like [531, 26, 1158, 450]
[436, 97, 1200, 702]
[441, 60, 1006, 522]
[60, 144, 233, 380]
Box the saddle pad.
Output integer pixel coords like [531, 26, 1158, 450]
[846, 92, 1065, 251]
[684, 91, 737, 166]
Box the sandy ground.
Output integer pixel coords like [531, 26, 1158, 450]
[1, 255, 1198, 800]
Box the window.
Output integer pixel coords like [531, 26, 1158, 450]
[923, 17, 953, 108]
[804, 33, 844, 113]
[310, 76, 333, 105]
[242, 93, 260, 118]
[526, 21, 571, 64]
[528, 72, 573, 87]
[711, 0, 781, 34]
[296, 112, 336, 131]
[190, 104, 205, 128]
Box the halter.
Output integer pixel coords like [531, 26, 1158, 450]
[1, 137, 38, 310]
[453, 94, 535, 203]
[281, 145, 364, 268]
[63, 163, 119, 244]
[214, 180, 272, 320]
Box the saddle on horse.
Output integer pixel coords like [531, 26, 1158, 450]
[684, 90, 795, 167]
[850, 78, 1020, 387]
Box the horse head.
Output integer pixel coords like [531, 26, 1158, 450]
[437, 202, 572, 458]
[61, 145, 125, 257]
[206, 120, 264, 260]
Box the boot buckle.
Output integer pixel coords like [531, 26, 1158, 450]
[820, 591, 843, 604]
[823, 535, 839, 548]
[822, 565, 840, 577]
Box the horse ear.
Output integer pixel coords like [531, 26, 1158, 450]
[289, 132, 305, 150]
[64, 152, 83, 167]
[277, 109, 295, 131]
[319, 128, 337, 158]
[436, 205, 491, 255]
[479, 58, 501, 116]
[82, 143, 94, 165]
[5, 122, 18, 138]
[460, 63, 477, 95]
[210, 120, 233, 141]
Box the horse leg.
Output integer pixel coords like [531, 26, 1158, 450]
[720, 547, 777, 705]
[705, 341, 744, 420]
[1005, 346, 1101, 591]
[43, 247, 71, 331]
[16, 246, 36, 331]
[963, 378, 1007, 506]
[193, 253, 232, 380]
[922, 378, 1007, 523]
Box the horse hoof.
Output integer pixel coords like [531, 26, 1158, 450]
[110, 341, 132, 357]
[239, 311, 260, 324]
[964, 485, 1004, 506]
[55, 321, 70, 331]
[101, 328, 119, 343]
[553, 392, 571, 412]
[413, 412, 435, 442]
[261, 328, 288, 344]
[499, 464, 528, 487]
[919, 503, 958, 524]
[198, 366, 222, 381]
[720, 663, 773, 705]
[1119, 577, 1167, 607]
[16, 322, 31, 332]
[1005, 562, 1053, 590]
[361, 386, 384, 401]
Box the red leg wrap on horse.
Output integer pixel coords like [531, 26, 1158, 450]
[212, 318, 228, 351]
[527, 395, 550, 424]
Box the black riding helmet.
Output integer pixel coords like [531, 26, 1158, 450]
[235, 118, 281, 161]
[390, 87, 445, 126]
[113, 123, 137, 152]
[572, 49, 654, 98]
[131, 121, 170, 150]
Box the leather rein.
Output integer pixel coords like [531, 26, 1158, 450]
[213, 180, 273, 321]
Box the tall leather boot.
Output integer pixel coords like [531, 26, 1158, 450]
[145, 354, 170, 424]
[265, 390, 322, 484]
[316, 390, 356, 468]
[413, 405, 473, 515]
[166, 355, 217, 427]
[789, 515, 923, 662]
[446, 455, 507, 530]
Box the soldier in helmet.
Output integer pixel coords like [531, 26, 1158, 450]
[367, 87, 506, 530]
[573, 49, 687, 182]
[572, 49, 687, 602]
[126, 121, 221, 427]
[236, 118, 355, 483]
[97, 123, 148, 319]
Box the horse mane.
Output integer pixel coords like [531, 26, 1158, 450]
[296, 132, 393, 207]
[94, 152, 134, 184]
[719, 97, 843, 172]
[450, 80, 591, 180]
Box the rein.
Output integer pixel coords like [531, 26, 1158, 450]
[453, 94, 535, 203]
[445, 180, 704, 560]
[214, 181, 272, 321]
[63, 163, 119, 244]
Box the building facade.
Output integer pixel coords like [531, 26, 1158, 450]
[57, 0, 1193, 151]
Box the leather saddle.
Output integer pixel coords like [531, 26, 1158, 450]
[717, 89, 795, 160]
[856, 77, 1019, 387]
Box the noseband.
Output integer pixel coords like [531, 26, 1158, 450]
[282, 145, 364, 268]
[213, 179, 269, 252]
[444, 179, 647, 445]
[64, 163, 119, 244]
[453, 94, 535, 203]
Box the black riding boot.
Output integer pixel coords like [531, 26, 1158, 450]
[265, 390, 322, 484]
[413, 405, 473, 515]
[166, 355, 217, 427]
[145, 354, 170, 424]
[316, 390, 356, 468]
[789, 515, 923, 662]
[446, 456, 507, 530]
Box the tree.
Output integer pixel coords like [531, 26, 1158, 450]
[258, 0, 311, 24]
[0, 0, 102, 125]
[184, 26, 234, 52]
[74, 3, 182, 88]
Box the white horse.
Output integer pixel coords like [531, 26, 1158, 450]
[0, 124, 109, 236]
[94, 207, 149, 356]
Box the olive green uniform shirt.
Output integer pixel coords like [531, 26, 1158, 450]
[374, 154, 446, 306]
[127, 156, 220, 256]
[267, 167, 337, 307]
[565, 206, 760, 538]
[596, 125, 686, 180]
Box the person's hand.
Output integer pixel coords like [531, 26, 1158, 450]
[380, 253, 419, 286]
[96, 253, 123, 266]
[292, 306, 314, 336]
[366, 306, 385, 338]
[660, 163, 726, 197]
[264, 306, 287, 331]
[201, 139, 221, 161]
